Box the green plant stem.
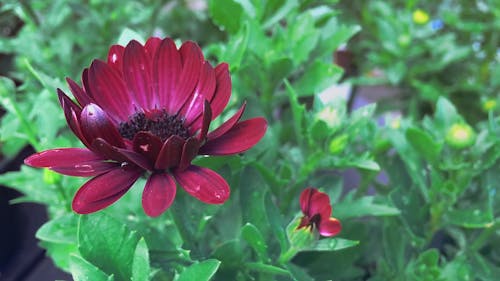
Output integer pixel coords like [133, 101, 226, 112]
[278, 246, 298, 264]
[0, 90, 40, 151]
[470, 219, 499, 252]
[169, 201, 197, 253]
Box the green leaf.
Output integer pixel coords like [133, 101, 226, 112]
[317, 19, 360, 58]
[208, 0, 243, 33]
[177, 259, 221, 281]
[285, 263, 315, 281]
[284, 79, 306, 144]
[117, 28, 145, 45]
[212, 240, 243, 268]
[36, 214, 78, 244]
[302, 238, 360, 252]
[352, 159, 381, 171]
[433, 97, 461, 132]
[78, 213, 140, 281]
[294, 60, 343, 96]
[246, 262, 289, 276]
[40, 241, 79, 272]
[70, 255, 114, 281]
[132, 238, 150, 281]
[405, 127, 442, 164]
[334, 195, 400, 219]
[262, 0, 298, 29]
[287, 12, 320, 65]
[0, 167, 60, 204]
[447, 207, 494, 228]
[241, 223, 270, 262]
[221, 21, 249, 72]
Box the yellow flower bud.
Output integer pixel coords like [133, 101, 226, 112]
[445, 123, 476, 149]
[413, 9, 430, 25]
[482, 99, 497, 112]
[43, 169, 61, 184]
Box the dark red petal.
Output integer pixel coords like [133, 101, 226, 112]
[51, 161, 118, 177]
[173, 165, 229, 204]
[57, 89, 90, 147]
[309, 191, 332, 217]
[91, 138, 129, 162]
[80, 104, 125, 148]
[155, 38, 181, 110]
[116, 147, 153, 171]
[82, 68, 93, 99]
[88, 59, 134, 121]
[178, 137, 199, 171]
[123, 40, 154, 110]
[299, 188, 318, 216]
[297, 216, 311, 230]
[66, 78, 92, 106]
[70, 109, 92, 148]
[154, 135, 184, 170]
[107, 45, 125, 74]
[210, 63, 231, 120]
[196, 100, 212, 141]
[207, 102, 246, 141]
[182, 62, 216, 127]
[57, 89, 81, 114]
[24, 148, 102, 167]
[72, 166, 142, 214]
[318, 218, 342, 237]
[199, 117, 267, 155]
[144, 37, 161, 60]
[171, 41, 203, 114]
[132, 131, 162, 164]
[142, 173, 176, 217]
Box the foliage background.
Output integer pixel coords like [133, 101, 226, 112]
[0, 0, 499, 280]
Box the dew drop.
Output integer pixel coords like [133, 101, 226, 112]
[74, 164, 94, 172]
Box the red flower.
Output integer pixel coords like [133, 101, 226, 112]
[298, 188, 341, 237]
[24, 37, 267, 217]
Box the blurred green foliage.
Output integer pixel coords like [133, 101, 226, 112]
[0, 0, 499, 281]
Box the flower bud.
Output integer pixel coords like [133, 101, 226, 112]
[329, 134, 349, 154]
[43, 169, 61, 184]
[445, 123, 476, 149]
[413, 9, 430, 25]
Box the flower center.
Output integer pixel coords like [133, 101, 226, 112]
[118, 110, 190, 142]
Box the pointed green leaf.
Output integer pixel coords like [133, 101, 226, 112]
[177, 259, 221, 281]
[302, 238, 359, 252]
[36, 214, 78, 244]
[70, 255, 114, 281]
[405, 127, 442, 164]
[241, 223, 269, 262]
[132, 238, 150, 281]
[334, 195, 400, 219]
[209, 0, 243, 33]
[284, 79, 306, 144]
[78, 213, 140, 281]
[294, 60, 343, 96]
[117, 28, 145, 45]
[246, 262, 288, 276]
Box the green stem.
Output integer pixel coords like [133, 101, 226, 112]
[0, 88, 40, 151]
[470, 219, 499, 252]
[169, 201, 197, 253]
[278, 246, 298, 264]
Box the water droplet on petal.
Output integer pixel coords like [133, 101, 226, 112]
[74, 164, 94, 172]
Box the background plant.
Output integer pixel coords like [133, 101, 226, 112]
[0, 0, 499, 281]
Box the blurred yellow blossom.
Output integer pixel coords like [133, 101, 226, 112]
[413, 9, 430, 24]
